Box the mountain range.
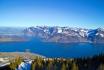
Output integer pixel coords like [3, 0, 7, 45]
[0, 26, 103, 43]
[24, 26, 104, 43]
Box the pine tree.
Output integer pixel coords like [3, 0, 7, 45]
[61, 63, 66, 70]
[31, 61, 36, 70]
[9, 57, 22, 70]
[47, 62, 54, 70]
[71, 62, 79, 70]
[97, 63, 104, 70]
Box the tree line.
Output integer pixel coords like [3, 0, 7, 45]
[4, 54, 104, 70]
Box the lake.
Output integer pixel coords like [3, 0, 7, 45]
[0, 40, 104, 58]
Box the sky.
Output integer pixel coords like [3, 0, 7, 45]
[0, 0, 104, 28]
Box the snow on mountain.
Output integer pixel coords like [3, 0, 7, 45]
[57, 27, 62, 33]
[87, 29, 98, 41]
[24, 26, 104, 43]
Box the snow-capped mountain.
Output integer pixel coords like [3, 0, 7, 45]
[24, 26, 104, 43]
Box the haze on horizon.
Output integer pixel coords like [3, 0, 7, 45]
[0, 0, 104, 29]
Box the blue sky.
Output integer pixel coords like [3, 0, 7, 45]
[0, 0, 104, 28]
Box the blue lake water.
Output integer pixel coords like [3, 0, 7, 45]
[0, 40, 104, 58]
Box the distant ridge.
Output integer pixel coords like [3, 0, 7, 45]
[0, 26, 103, 43]
[24, 26, 104, 43]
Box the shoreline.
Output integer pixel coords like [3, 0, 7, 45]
[0, 52, 46, 59]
